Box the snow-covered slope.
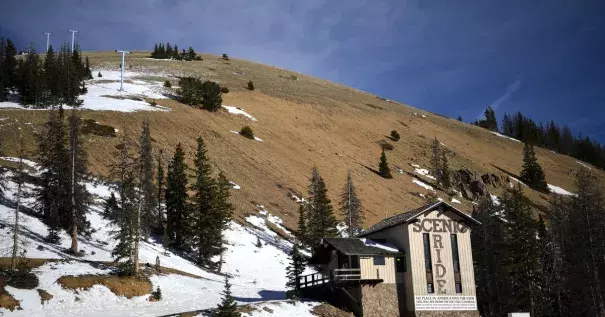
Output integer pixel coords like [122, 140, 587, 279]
[0, 158, 318, 316]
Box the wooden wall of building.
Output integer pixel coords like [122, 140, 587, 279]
[360, 256, 397, 283]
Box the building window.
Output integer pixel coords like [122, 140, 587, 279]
[373, 256, 385, 266]
[451, 234, 462, 293]
[396, 256, 406, 272]
[423, 233, 434, 293]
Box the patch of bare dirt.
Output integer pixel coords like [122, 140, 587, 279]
[57, 274, 152, 299]
[312, 303, 354, 317]
[37, 289, 53, 304]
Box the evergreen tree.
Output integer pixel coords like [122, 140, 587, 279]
[166, 43, 173, 57]
[67, 109, 91, 254]
[16, 44, 46, 107]
[457, 116, 463, 122]
[296, 203, 309, 245]
[165, 143, 189, 248]
[501, 185, 542, 315]
[0, 39, 8, 101]
[430, 137, 441, 182]
[215, 276, 240, 317]
[187, 46, 196, 61]
[339, 170, 363, 237]
[441, 151, 451, 188]
[36, 109, 70, 243]
[307, 168, 338, 242]
[139, 119, 157, 240]
[502, 113, 514, 136]
[110, 136, 139, 274]
[286, 243, 307, 298]
[557, 170, 605, 316]
[202, 81, 223, 111]
[103, 192, 120, 221]
[151, 44, 158, 58]
[156, 149, 165, 229]
[471, 195, 507, 317]
[5, 39, 17, 87]
[172, 44, 179, 60]
[191, 136, 217, 266]
[378, 149, 392, 179]
[519, 143, 548, 192]
[84, 56, 93, 79]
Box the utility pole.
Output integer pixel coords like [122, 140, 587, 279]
[115, 50, 131, 92]
[44, 32, 52, 52]
[68, 29, 78, 52]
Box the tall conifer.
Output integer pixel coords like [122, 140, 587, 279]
[165, 143, 189, 248]
[139, 119, 157, 240]
[339, 170, 363, 237]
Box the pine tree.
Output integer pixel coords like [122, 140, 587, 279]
[16, 44, 46, 107]
[166, 43, 173, 58]
[187, 46, 196, 61]
[191, 136, 217, 266]
[519, 143, 548, 192]
[215, 276, 240, 317]
[430, 137, 441, 183]
[43, 45, 61, 103]
[441, 151, 451, 188]
[10, 136, 26, 272]
[307, 168, 338, 242]
[36, 109, 70, 243]
[84, 56, 93, 79]
[156, 149, 165, 230]
[165, 143, 189, 248]
[378, 149, 392, 179]
[0, 39, 8, 101]
[557, 170, 605, 316]
[139, 119, 157, 240]
[286, 243, 307, 299]
[103, 192, 120, 221]
[471, 195, 507, 317]
[67, 109, 91, 254]
[151, 44, 158, 58]
[501, 184, 541, 315]
[110, 136, 139, 274]
[339, 170, 363, 237]
[297, 203, 307, 244]
[457, 116, 463, 122]
[172, 44, 179, 60]
[202, 81, 222, 111]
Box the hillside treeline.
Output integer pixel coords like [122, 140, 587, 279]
[0, 38, 91, 108]
[150, 42, 201, 61]
[473, 106, 605, 170]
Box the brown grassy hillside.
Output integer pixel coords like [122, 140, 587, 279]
[1, 51, 602, 230]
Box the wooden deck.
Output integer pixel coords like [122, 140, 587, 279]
[299, 269, 383, 289]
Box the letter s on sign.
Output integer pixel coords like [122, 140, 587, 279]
[412, 221, 422, 232]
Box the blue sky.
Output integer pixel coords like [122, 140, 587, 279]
[2, 0, 604, 142]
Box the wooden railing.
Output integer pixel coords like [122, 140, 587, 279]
[299, 272, 330, 289]
[299, 268, 363, 288]
[333, 268, 361, 281]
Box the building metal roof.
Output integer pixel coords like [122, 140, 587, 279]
[321, 238, 403, 256]
[358, 201, 481, 237]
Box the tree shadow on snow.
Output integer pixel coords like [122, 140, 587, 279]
[233, 290, 287, 302]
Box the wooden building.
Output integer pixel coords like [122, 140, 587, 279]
[304, 201, 481, 317]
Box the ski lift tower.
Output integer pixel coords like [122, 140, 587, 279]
[115, 50, 131, 92]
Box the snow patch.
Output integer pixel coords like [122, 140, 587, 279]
[414, 168, 436, 180]
[451, 198, 461, 204]
[490, 194, 500, 206]
[360, 238, 400, 252]
[222, 105, 257, 121]
[413, 178, 434, 191]
[576, 161, 592, 170]
[490, 131, 521, 143]
[229, 181, 241, 190]
[548, 184, 575, 196]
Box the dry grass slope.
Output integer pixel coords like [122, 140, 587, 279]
[1, 51, 603, 231]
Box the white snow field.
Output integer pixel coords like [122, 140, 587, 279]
[0, 159, 320, 316]
[0, 69, 171, 112]
[490, 131, 521, 143]
[222, 105, 258, 121]
[548, 184, 575, 196]
[576, 160, 593, 170]
[412, 178, 434, 191]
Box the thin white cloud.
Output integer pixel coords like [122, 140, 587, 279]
[477, 78, 522, 119]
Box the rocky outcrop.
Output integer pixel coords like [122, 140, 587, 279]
[451, 169, 507, 200]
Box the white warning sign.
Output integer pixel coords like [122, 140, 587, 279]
[414, 295, 477, 311]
